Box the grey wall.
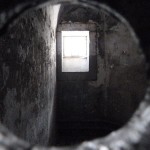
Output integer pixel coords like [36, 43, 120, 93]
[0, 5, 60, 146]
[56, 5, 147, 143]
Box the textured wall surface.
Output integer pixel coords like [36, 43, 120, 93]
[0, 5, 60, 145]
[0, 0, 150, 150]
[56, 5, 147, 145]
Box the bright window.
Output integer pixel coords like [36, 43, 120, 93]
[62, 31, 89, 72]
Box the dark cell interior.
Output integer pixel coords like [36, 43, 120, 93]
[0, 3, 147, 147]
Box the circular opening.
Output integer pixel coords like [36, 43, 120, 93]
[0, 0, 148, 149]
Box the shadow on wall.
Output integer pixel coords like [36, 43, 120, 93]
[0, 4, 60, 146]
[56, 4, 147, 145]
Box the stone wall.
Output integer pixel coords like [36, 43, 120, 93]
[0, 5, 60, 145]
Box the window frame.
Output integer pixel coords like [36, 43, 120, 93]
[56, 23, 97, 81]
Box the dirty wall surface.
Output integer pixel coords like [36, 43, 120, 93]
[0, 5, 60, 145]
[56, 5, 147, 145]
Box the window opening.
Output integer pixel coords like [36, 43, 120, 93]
[62, 31, 89, 72]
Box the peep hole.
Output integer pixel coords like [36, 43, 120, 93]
[55, 3, 147, 146]
[0, 0, 148, 148]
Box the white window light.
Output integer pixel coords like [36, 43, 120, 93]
[62, 31, 89, 72]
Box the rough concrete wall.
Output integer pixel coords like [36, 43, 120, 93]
[56, 5, 147, 142]
[89, 16, 147, 124]
[0, 5, 60, 145]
